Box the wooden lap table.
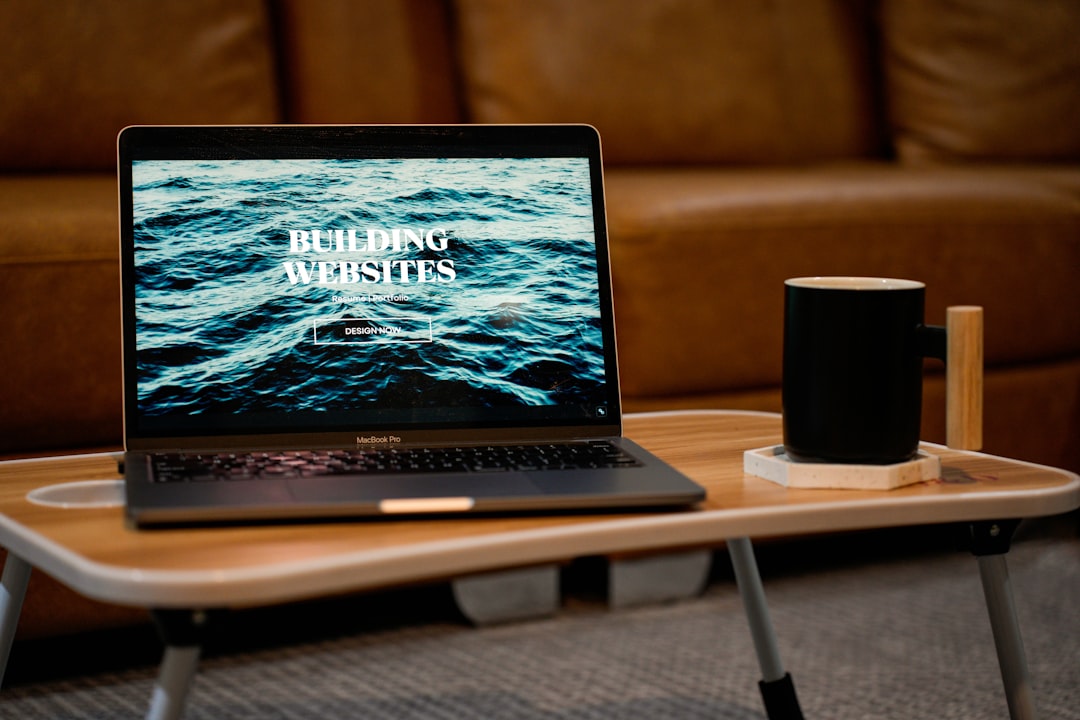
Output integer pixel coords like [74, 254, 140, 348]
[1, 411, 1077, 720]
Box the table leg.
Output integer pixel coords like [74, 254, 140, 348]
[965, 520, 1037, 720]
[452, 564, 560, 625]
[0, 552, 32, 688]
[727, 536, 804, 720]
[609, 549, 711, 609]
[146, 609, 209, 720]
[147, 646, 201, 720]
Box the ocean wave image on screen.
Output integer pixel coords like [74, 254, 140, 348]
[131, 157, 606, 417]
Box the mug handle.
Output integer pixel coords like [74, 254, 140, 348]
[946, 306, 984, 450]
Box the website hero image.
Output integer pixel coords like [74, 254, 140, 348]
[130, 156, 607, 417]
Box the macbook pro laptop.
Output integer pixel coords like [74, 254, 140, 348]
[118, 124, 705, 527]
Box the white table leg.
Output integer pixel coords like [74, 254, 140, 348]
[978, 553, 1037, 720]
[0, 552, 32, 688]
[964, 518, 1037, 720]
[146, 645, 201, 720]
[452, 564, 560, 625]
[608, 549, 712, 609]
[727, 536, 803, 720]
[146, 609, 209, 720]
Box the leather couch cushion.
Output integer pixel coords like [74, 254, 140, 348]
[606, 163, 1080, 398]
[0, 176, 122, 454]
[882, 0, 1080, 163]
[622, 361, 1080, 474]
[0, 0, 279, 171]
[277, 0, 461, 123]
[455, 0, 883, 165]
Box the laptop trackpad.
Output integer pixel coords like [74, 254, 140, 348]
[286, 473, 542, 503]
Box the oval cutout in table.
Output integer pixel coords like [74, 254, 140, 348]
[26, 479, 124, 509]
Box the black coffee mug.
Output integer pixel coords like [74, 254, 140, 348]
[782, 277, 982, 465]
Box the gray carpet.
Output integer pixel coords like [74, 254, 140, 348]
[2, 518, 1078, 719]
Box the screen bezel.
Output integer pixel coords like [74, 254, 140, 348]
[117, 124, 623, 451]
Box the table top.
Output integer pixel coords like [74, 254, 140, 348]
[1, 411, 1077, 609]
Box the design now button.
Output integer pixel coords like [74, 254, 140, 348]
[313, 316, 433, 345]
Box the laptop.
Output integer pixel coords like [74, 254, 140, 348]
[117, 124, 705, 527]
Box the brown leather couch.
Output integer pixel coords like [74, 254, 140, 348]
[2, 0, 1078, 638]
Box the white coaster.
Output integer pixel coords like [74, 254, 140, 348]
[744, 446, 940, 490]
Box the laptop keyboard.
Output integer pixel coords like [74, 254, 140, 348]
[149, 441, 642, 483]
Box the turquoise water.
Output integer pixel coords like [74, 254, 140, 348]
[130, 157, 607, 419]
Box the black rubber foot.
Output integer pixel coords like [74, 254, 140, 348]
[759, 672, 804, 720]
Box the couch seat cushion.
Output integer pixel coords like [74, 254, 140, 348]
[0, 175, 122, 454]
[605, 163, 1080, 399]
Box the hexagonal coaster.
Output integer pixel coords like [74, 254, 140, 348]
[744, 445, 941, 490]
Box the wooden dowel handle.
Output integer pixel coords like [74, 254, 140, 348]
[946, 306, 983, 450]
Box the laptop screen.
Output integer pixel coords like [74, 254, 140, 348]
[118, 125, 621, 448]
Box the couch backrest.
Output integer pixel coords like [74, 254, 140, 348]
[1, 0, 887, 172]
[0, 0, 280, 172]
[454, 0, 886, 166]
[2, 0, 1077, 172]
[276, 0, 462, 125]
[880, 0, 1080, 164]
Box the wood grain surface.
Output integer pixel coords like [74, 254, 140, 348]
[0, 411, 1076, 608]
